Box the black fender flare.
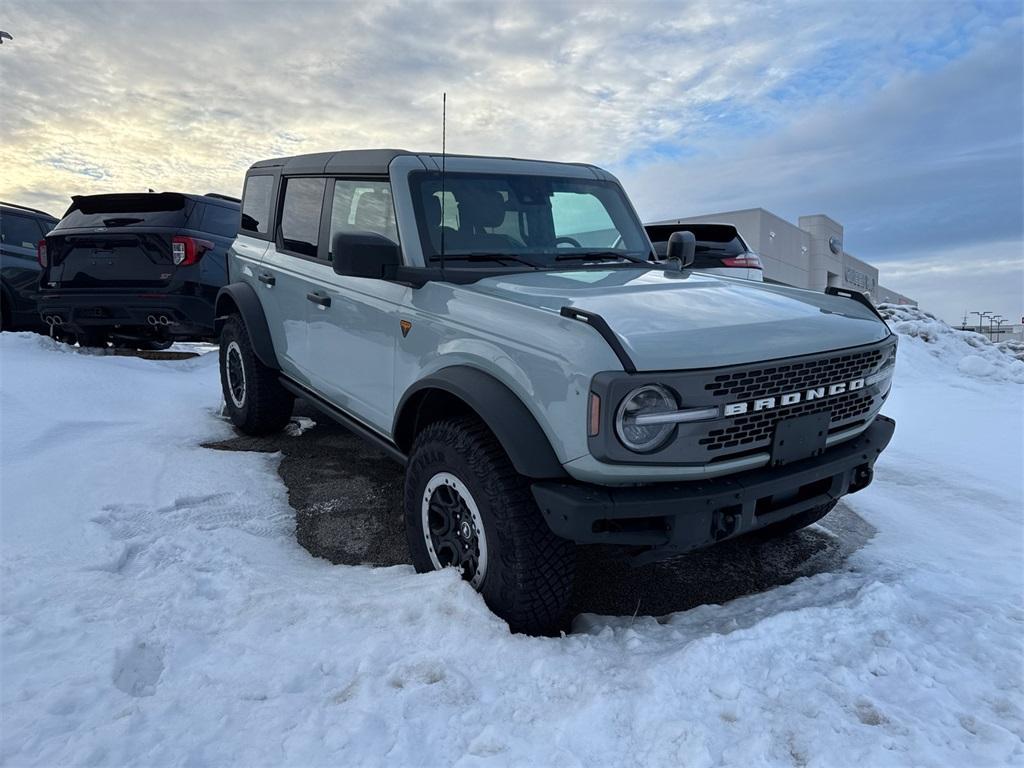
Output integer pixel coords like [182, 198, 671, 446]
[394, 366, 567, 479]
[214, 282, 280, 369]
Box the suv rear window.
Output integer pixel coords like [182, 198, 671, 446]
[54, 193, 191, 230]
[646, 224, 746, 258]
[1, 213, 46, 248]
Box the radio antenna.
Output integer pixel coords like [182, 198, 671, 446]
[439, 92, 447, 277]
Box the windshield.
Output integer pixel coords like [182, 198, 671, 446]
[409, 171, 652, 267]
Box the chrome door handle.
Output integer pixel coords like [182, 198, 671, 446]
[306, 291, 331, 308]
[258, 273, 276, 287]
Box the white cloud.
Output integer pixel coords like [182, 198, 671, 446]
[0, 0, 1019, 325]
[872, 240, 1024, 325]
[2, 0, 1014, 215]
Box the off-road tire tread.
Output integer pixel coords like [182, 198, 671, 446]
[219, 314, 293, 435]
[405, 416, 575, 635]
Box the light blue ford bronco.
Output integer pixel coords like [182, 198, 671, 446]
[216, 149, 896, 634]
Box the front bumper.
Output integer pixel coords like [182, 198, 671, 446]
[532, 415, 894, 564]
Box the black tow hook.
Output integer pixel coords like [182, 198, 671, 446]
[711, 506, 741, 541]
[849, 464, 874, 494]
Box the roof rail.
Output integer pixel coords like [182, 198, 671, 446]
[1, 200, 57, 218]
[204, 193, 241, 203]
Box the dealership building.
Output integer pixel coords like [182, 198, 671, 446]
[649, 208, 916, 306]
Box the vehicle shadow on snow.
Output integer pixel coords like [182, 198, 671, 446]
[204, 401, 876, 628]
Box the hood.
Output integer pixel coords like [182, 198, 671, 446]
[463, 267, 891, 371]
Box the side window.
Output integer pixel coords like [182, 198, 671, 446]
[279, 177, 327, 258]
[200, 204, 240, 238]
[240, 175, 274, 234]
[327, 180, 397, 260]
[0, 214, 43, 249]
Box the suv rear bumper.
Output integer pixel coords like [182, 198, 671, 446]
[532, 415, 894, 563]
[37, 292, 215, 338]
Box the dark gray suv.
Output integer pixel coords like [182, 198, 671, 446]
[1, 202, 58, 331]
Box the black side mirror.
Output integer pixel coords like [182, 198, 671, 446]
[332, 231, 401, 279]
[666, 231, 696, 268]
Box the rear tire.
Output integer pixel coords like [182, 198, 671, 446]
[404, 416, 576, 635]
[748, 500, 838, 542]
[219, 314, 293, 435]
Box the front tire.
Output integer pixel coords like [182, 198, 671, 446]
[404, 417, 576, 635]
[219, 314, 293, 435]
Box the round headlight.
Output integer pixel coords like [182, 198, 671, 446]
[615, 384, 677, 452]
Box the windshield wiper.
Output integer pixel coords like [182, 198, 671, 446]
[430, 252, 545, 268]
[555, 250, 650, 265]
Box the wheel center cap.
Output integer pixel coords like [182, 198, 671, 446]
[459, 520, 473, 541]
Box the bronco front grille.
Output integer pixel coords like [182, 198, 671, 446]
[699, 390, 875, 453]
[696, 341, 895, 457]
[703, 346, 886, 399]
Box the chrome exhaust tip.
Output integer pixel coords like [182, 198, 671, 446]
[146, 315, 158, 326]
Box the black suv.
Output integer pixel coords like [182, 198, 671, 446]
[645, 222, 763, 281]
[1, 202, 59, 331]
[38, 192, 240, 347]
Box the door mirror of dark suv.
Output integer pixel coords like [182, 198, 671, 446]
[666, 231, 696, 268]
[332, 231, 401, 279]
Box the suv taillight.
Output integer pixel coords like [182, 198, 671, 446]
[171, 236, 214, 267]
[37, 239, 47, 268]
[721, 253, 762, 269]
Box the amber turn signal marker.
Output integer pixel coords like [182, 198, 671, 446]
[588, 392, 601, 437]
[399, 319, 412, 338]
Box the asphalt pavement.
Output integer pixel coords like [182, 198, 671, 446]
[205, 400, 876, 626]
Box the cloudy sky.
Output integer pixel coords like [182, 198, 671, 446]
[1, 0, 1021, 324]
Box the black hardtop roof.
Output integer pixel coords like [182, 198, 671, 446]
[1, 201, 58, 220]
[248, 148, 601, 177]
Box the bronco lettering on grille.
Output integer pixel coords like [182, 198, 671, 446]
[723, 377, 865, 416]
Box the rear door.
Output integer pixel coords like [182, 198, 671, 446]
[44, 194, 195, 290]
[256, 176, 330, 383]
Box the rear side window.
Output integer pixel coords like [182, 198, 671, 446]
[200, 204, 239, 238]
[327, 179, 397, 260]
[279, 177, 326, 258]
[55, 194, 190, 230]
[240, 175, 274, 234]
[1, 214, 45, 248]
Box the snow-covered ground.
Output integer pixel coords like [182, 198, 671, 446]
[1, 315, 1021, 767]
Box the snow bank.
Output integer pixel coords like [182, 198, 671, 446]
[1, 329, 1022, 767]
[878, 303, 1024, 383]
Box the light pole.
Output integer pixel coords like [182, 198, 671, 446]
[993, 316, 1005, 339]
[971, 311, 993, 335]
